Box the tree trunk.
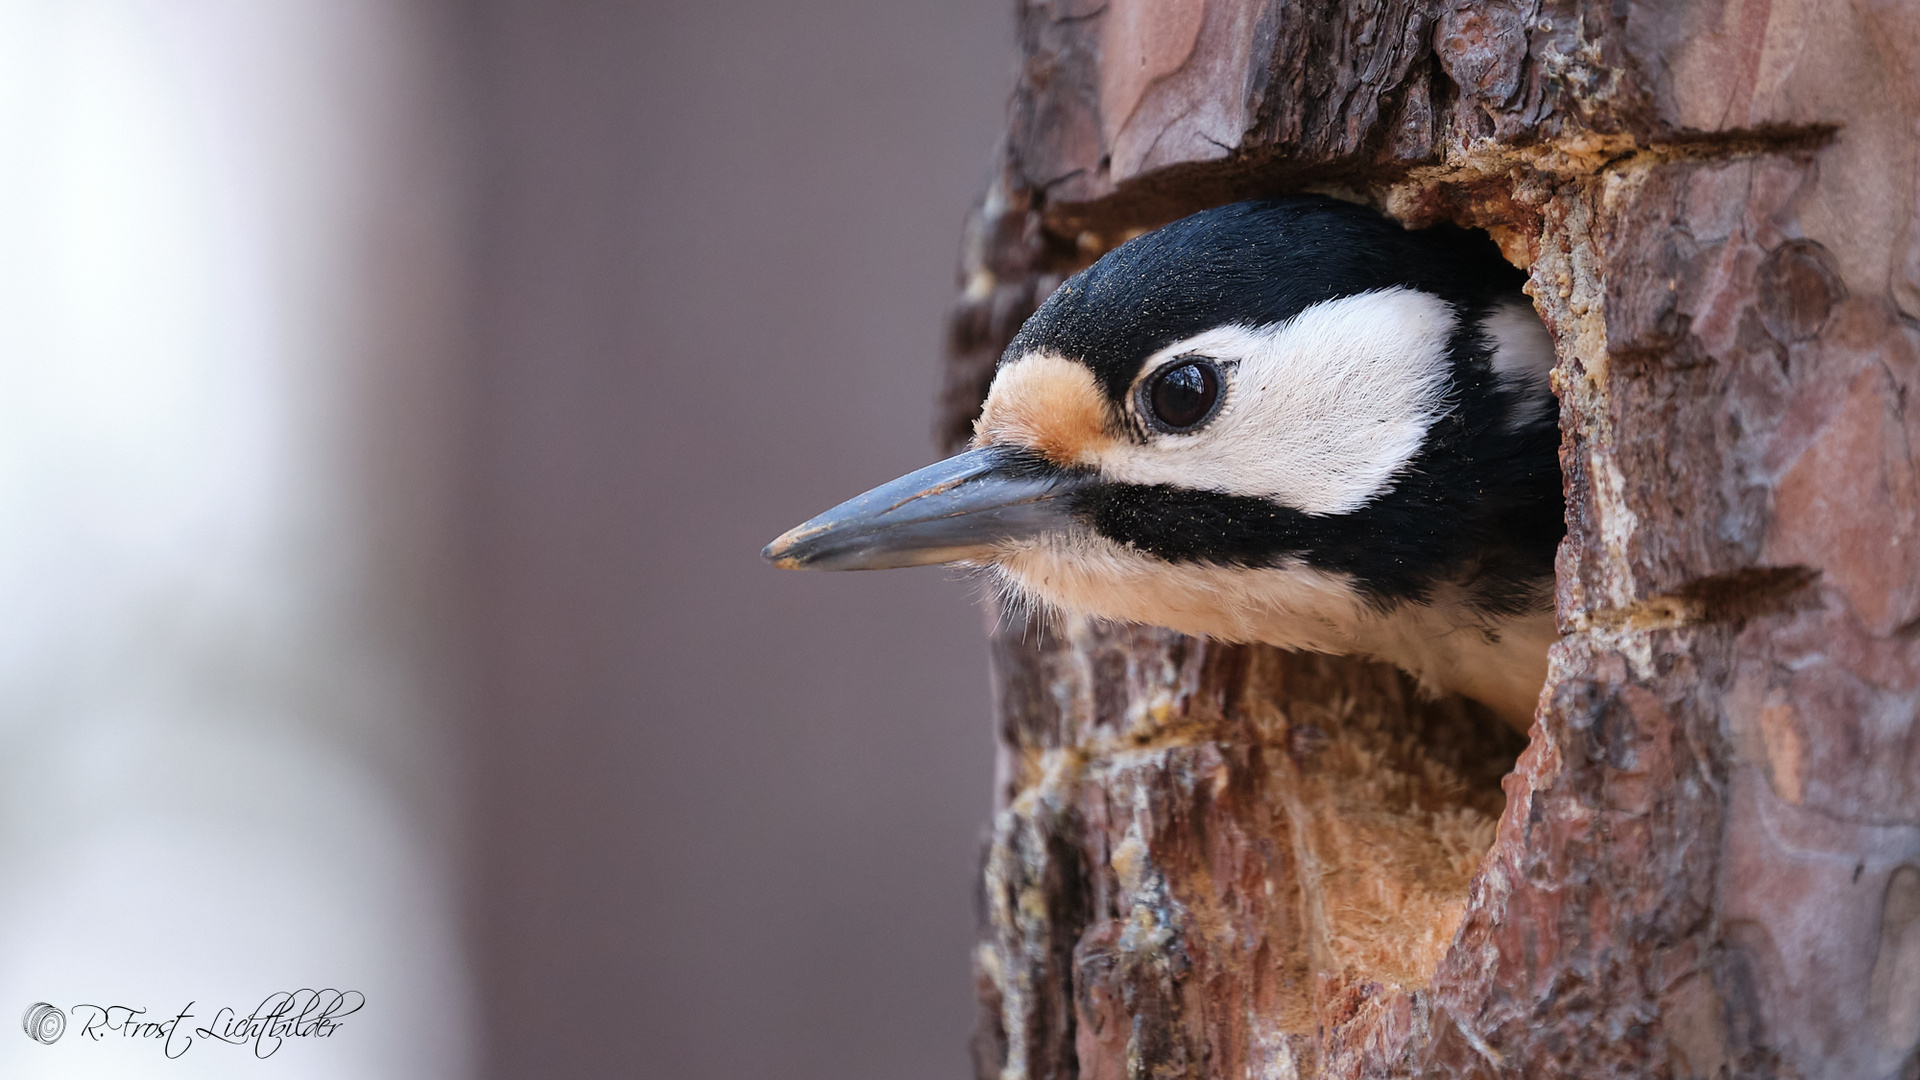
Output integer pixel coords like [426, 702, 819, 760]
[943, 3, 1920, 1078]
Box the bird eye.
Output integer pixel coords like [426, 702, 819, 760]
[1144, 359, 1221, 432]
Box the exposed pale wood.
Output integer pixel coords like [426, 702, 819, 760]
[946, 2, 1920, 1077]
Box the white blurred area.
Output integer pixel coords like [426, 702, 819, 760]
[0, 1, 471, 1077]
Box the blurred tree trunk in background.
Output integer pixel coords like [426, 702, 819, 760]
[941, 3, 1920, 1077]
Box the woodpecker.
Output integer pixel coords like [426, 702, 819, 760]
[765, 197, 1563, 730]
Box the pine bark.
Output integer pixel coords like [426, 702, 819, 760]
[943, 3, 1920, 1078]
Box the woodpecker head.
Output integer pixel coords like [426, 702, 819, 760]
[766, 197, 1564, 725]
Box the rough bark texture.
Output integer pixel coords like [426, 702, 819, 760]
[945, 3, 1920, 1078]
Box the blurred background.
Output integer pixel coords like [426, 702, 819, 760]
[0, 1, 1009, 1077]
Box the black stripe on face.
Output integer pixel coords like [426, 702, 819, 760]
[1069, 434, 1563, 617]
[1070, 483, 1443, 597]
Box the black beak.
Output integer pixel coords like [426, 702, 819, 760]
[763, 447, 1084, 570]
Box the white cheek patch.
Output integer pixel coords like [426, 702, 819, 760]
[1483, 296, 1557, 430]
[1095, 288, 1458, 516]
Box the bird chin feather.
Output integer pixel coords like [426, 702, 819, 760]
[986, 531, 1367, 651]
[976, 531, 1554, 732]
